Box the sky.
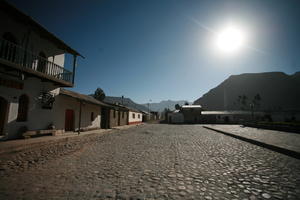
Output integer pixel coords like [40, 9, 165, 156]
[8, 0, 300, 103]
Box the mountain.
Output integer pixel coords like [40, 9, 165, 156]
[103, 96, 149, 112]
[194, 72, 300, 111]
[142, 100, 190, 112]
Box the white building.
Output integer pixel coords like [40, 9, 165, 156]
[128, 109, 143, 125]
[53, 89, 111, 134]
[0, 1, 82, 139]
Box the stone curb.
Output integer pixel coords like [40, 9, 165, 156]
[203, 126, 300, 160]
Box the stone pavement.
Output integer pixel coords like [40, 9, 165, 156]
[0, 124, 140, 155]
[203, 125, 300, 155]
[0, 124, 299, 200]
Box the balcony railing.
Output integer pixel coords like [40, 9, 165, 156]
[0, 38, 73, 84]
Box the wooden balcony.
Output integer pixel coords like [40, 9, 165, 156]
[0, 38, 73, 87]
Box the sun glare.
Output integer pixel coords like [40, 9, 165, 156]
[216, 25, 246, 54]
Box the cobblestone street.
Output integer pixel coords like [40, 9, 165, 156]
[0, 124, 300, 200]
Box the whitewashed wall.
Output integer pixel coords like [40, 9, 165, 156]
[0, 75, 59, 139]
[52, 95, 101, 133]
[128, 111, 142, 125]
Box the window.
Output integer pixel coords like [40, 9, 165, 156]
[113, 110, 116, 118]
[138, 114, 140, 119]
[122, 111, 124, 118]
[17, 94, 29, 122]
[132, 113, 135, 119]
[91, 112, 94, 121]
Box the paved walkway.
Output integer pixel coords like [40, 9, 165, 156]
[0, 124, 299, 200]
[0, 124, 141, 155]
[203, 125, 300, 154]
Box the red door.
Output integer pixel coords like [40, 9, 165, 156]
[65, 109, 74, 131]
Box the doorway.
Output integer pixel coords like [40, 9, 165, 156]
[0, 97, 8, 136]
[101, 107, 109, 129]
[65, 109, 75, 131]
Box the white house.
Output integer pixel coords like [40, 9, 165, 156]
[53, 89, 113, 134]
[128, 109, 143, 125]
[0, 1, 82, 139]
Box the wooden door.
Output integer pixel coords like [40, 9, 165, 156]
[65, 109, 75, 131]
[0, 97, 8, 135]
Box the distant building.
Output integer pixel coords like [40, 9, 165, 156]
[200, 111, 264, 124]
[0, 1, 82, 139]
[150, 111, 159, 120]
[167, 110, 184, 124]
[128, 109, 143, 125]
[103, 104, 129, 128]
[181, 105, 202, 123]
[167, 104, 266, 124]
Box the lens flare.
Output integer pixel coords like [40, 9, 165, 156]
[216, 26, 246, 54]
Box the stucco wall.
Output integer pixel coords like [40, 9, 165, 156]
[0, 74, 101, 138]
[128, 111, 142, 125]
[108, 109, 129, 128]
[52, 95, 101, 132]
[119, 110, 128, 126]
[0, 75, 60, 138]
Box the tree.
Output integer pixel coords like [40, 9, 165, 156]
[184, 102, 189, 105]
[236, 95, 248, 110]
[241, 95, 248, 110]
[93, 88, 105, 101]
[175, 104, 181, 110]
[252, 93, 261, 110]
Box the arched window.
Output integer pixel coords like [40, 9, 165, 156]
[1, 32, 18, 62]
[37, 51, 47, 73]
[17, 94, 29, 122]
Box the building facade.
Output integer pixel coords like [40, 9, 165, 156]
[0, 1, 82, 139]
[108, 105, 129, 128]
[180, 105, 202, 124]
[128, 109, 143, 125]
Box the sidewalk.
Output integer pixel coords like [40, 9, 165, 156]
[0, 124, 142, 155]
[203, 125, 300, 159]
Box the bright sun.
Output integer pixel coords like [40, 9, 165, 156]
[216, 25, 246, 54]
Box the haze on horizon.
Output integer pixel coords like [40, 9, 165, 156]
[9, 0, 300, 104]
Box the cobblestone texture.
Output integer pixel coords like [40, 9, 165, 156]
[204, 125, 300, 153]
[0, 124, 299, 200]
